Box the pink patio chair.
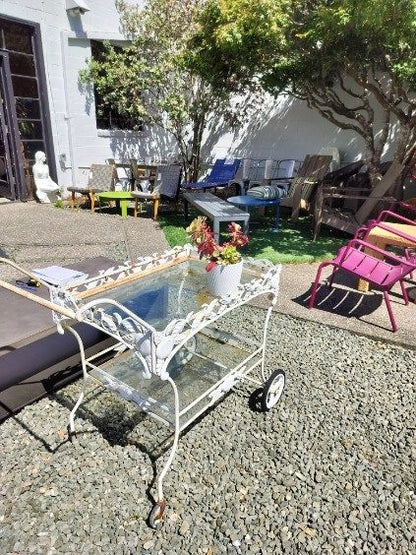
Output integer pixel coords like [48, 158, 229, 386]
[309, 224, 416, 332]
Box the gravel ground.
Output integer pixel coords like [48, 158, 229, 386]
[1, 307, 415, 554]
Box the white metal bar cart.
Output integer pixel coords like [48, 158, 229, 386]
[0, 246, 284, 528]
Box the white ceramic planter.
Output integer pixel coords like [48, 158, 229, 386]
[206, 260, 243, 297]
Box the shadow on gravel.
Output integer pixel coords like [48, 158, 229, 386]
[52, 384, 236, 506]
[248, 387, 264, 413]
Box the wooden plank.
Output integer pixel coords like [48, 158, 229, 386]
[74, 254, 191, 299]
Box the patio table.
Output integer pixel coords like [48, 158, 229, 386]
[227, 195, 282, 231]
[96, 190, 135, 218]
[358, 222, 416, 292]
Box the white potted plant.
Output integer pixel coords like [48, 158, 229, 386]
[186, 216, 249, 296]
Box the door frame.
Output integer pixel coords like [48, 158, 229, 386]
[0, 51, 25, 200]
[0, 14, 57, 200]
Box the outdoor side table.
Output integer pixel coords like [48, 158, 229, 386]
[96, 191, 135, 218]
[0, 247, 284, 529]
[227, 195, 282, 232]
[183, 192, 250, 236]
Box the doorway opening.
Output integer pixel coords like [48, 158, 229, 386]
[0, 16, 55, 200]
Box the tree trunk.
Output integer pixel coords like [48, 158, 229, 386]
[189, 113, 205, 182]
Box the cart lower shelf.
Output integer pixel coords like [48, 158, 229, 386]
[87, 326, 263, 430]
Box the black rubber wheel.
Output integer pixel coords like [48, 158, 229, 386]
[148, 502, 165, 529]
[261, 369, 285, 412]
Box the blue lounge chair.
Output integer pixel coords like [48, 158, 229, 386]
[182, 158, 241, 195]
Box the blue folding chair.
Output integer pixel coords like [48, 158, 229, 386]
[182, 158, 241, 194]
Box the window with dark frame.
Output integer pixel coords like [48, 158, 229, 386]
[91, 41, 140, 131]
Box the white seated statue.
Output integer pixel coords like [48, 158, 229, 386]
[32, 151, 61, 203]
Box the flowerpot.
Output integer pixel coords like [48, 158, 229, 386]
[206, 260, 243, 297]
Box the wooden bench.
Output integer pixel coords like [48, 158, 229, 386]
[183, 192, 250, 237]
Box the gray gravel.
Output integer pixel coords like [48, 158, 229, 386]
[1, 307, 415, 554]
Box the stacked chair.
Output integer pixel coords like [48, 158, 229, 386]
[309, 201, 416, 332]
[67, 163, 116, 212]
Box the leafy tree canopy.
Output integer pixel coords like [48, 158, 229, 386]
[81, 0, 256, 181]
[191, 0, 416, 181]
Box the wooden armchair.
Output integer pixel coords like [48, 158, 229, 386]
[312, 161, 406, 240]
[271, 154, 333, 221]
[68, 163, 116, 212]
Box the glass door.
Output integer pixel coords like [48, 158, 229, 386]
[0, 88, 15, 198]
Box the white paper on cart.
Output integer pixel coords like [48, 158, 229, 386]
[32, 265, 88, 286]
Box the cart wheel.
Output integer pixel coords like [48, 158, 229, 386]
[148, 500, 165, 529]
[261, 369, 285, 411]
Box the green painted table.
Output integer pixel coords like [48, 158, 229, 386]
[96, 191, 135, 218]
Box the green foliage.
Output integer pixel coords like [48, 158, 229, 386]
[81, 0, 251, 182]
[159, 209, 346, 264]
[53, 199, 64, 209]
[192, 0, 416, 177]
[187, 0, 289, 89]
[80, 42, 147, 129]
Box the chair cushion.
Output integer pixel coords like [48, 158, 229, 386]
[247, 185, 286, 200]
[285, 177, 318, 200]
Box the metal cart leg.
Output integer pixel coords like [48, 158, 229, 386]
[148, 375, 181, 529]
[260, 305, 274, 382]
[64, 326, 89, 437]
[257, 300, 285, 411]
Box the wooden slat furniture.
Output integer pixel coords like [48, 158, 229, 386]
[68, 164, 116, 212]
[130, 160, 158, 191]
[183, 192, 250, 237]
[132, 164, 182, 220]
[358, 223, 416, 292]
[274, 154, 333, 221]
[313, 160, 407, 240]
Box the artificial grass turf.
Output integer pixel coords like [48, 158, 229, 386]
[158, 206, 348, 265]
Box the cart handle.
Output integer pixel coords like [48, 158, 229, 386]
[0, 257, 52, 288]
[0, 278, 77, 319]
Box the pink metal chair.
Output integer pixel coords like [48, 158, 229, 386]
[363, 201, 416, 278]
[309, 224, 416, 332]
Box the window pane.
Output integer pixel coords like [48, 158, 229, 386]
[19, 120, 43, 140]
[15, 98, 40, 119]
[91, 40, 139, 131]
[11, 75, 38, 98]
[21, 140, 45, 163]
[9, 52, 35, 76]
[2, 21, 33, 54]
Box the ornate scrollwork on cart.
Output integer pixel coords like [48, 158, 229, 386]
[208, 365, 247, 405]
[49, 287, 79, 333]
[182, 262, 281, 334]
[75, 246, 191, 294]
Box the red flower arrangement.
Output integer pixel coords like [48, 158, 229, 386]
[186, 216, 249, 272]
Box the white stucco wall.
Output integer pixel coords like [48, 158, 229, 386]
[0, 0, 155, 189]
[205, 91, 398, 167]
[0, 0, 401, 193]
